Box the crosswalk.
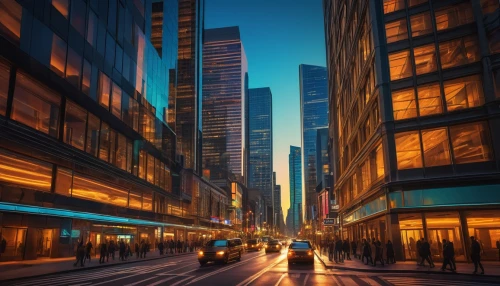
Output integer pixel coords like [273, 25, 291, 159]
[380, 276, 500, 286]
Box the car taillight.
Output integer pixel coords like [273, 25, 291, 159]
[308, 251, 313, 256]
[198, 251, 204, 256]
[288, 250, 294, 256]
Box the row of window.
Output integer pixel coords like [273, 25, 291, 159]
[395, 121, 493, 170]
[392, 74, 484, 120]
[389, 35, 480, 81]
[384, 0, 498, 16]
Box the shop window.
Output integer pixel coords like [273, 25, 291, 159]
[129, 189, 142, 209]
[494, 69, 500, 98]
[72, 174, 128, 207]
[384, 0, 405, 14]
[50, 34, 67, 77]
[65, 48, 81, 88]
[444, 75, 484, 112]
[0, 60, 9, 116]
[440, 36, 480, 70]
[395, 131, 423, 170]
[0, 149, 53, 192]
[70, 0, 86, 36]
[12, 71, 61, 137]
[480, 0, 499, 14]
[450, 122, 493, 164]
[55, 167, 73, 196]
[86, 113, 100, 157]
[489, 29, 500, 54]
[138, 150, 146, 179]
[392, 88, 417, 120]
[111, 83, 122, 118]
[86, 9, 98, 46]
[98, 72, 111, 109]
[421, 128, 451, 167]
[0, 0, 22, 45]
[417, 83, 442, 116]
[82, 59, 91, 96]
[409, 0, 427, 7]
[385, 18, 408, 44]
[375, 144, 384, 179]
[410, 12, 432, 37]
[143, 190, 153, 211]
[52, 0, 69, 18]
[115, 133, 127, 171]
[99, 122, 110, 162]
[389, 50, 413, 80]
[64, 101, 87, 151]
[435, 2, 474, 31]
[147, 153, 154, 184]
[466, 210, 500, 261]
[414, 44, 436, 75]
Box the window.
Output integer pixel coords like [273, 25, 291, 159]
[105, 33, 116, 66]
[121, 93, 139, 131]
[127, 141, 133, 173]
[72, 174, 128, 207]
[0, 0, 22, 45]
[384, 0, 405, 14]
[50, 35, 67, 77]
[99, 122, 110, 162]
[409, 0, 427, 7]
[494, 69, 500, 98]
[109, 130, 116, 164]
[52, 0, 69, 18]
[444, 75, 484, 112]
[111, 83, 122, 118]
[155, 158, 160, 187]
[0, 60, 9, 116]
[435, 2, 474, 31]
[392, 88, 417, 120]
[55, 167, 72, 196]
[352, 173, 358, 198]
[98, 72, 111, 109]
[129, 189, 142, 209]
[86, 10, 98, 47]
[70, 0, 86, 36]
[138, 150, 146, 179]
[489, 29, 500, 54]
[65, 48, 81, 88]
[82, 60, 91, 95]
[389, 50, 413, 80]
[115, 45, 123, 73]
[450, 122, 493, 164]
[417, 83, 442, 116]
[439, 36, 480, 70]
[143, 190, 153, 211]
[0, 149, 53, 192]
[410, 12, 432, 37]
[395, 131, 423, 169]
[64, 101, 87, 151]
[385, 19, 408, 44]
[12, 71, 61, 137]
[421, 128, 451, 167]
[480, 0, 499, 14]
[147, 153, 154, 184]
[361, 159, 371, 190]
[116, 134, 127, 170]
[86, 113, 100, 157]
[413, 44, 436, 75]
[375, 144, 384, 179]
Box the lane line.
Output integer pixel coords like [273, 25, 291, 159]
[302, 273, 310, 286]
[236, 254, 286, 286]
[124, 276, 159, 286]
[274, 273, 286, 286]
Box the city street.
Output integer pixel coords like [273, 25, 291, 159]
[3, 251, 500, 286]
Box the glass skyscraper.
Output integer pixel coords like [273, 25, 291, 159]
[202, 26, 248, 183]
[288, 146, 302, 236]
[248, 87, 273, 218]
[299, 64, 328, 223]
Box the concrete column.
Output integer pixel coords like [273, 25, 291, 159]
[387, 212, 404, 261]
[459, 211, 471, 263]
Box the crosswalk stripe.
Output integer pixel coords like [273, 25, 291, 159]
[382, 277, 499, 286]
[359, 277, 382, 286]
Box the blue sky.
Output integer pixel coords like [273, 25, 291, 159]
[205, 0, 326, 220]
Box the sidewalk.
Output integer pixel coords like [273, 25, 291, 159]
[0, 251, 195, 282]
[314, 249, 500, 277]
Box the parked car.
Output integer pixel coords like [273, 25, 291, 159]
[198, 238, 243, 266]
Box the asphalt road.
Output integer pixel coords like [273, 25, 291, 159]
[4, 250, 500, 286]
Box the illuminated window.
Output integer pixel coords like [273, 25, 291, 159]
[413, 44, 436, 75]
[0, 149, 53, 192]
[489, 29, 500, 54]
[129, 189, 142, 209]
[435, 2, 474, 31]
[116, 134, 127, 171]
[138, 150, 146, 179]
[389, 50, 413, 80]
[55, 167, 72, 196]
[111, 83, 122, 118]
[50, 34, 67, 77]
[122, 92, 139, 131]
[86, 113, 100, 157]
[72, 174, 128, 207]
[70, 0, 86, 36]
[450, 122, 493, 164]
[421, 128, 451, 167]
[0, 0, 22, 45]
[410, 12, 432, 37]
[384, 0, 405, 14]
[439, 36, 480, 70]
[395, 131, 423, 170]
[361, 159, 371, 190]
[392, 88, 417, 120]
[0, 59, 9, 116]
[480, 0, 499, 14]
[52, 0, 69, 18]
[127, 141, 133, 173]
[98, 72, 111, 109]
[155, 158, 161, 187]
[375, 144, 384, 179]
[99, 122, 110, 161]
[12, 71, 61, 137]
[165, 168, 171, 192]
[109, 130, 116, 164]
[444, 75, 484, 112]
[86, 10, 98, 47]
[64, 101, 87, 151]
[147, 153, 154, 184]
[409, 0, 427, 7]
[417, 83, 442, 116]
[65, 48, 81, 88]
[143, 190, 153, 211]
[385, 19, 408, 44]
[82, 59, 91, 95]
[352, 173, 358, 198]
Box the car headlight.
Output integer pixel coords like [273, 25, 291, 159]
[244, 243, 247, 247]
[198, 251, 204, 256]
[216, 251, 225, 255]
[265, 245, 268, 248]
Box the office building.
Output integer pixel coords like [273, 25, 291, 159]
[323, 0, 500, 262]
[289, 146, 302, 235]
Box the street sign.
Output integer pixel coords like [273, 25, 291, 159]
[324, 218, 335, 225]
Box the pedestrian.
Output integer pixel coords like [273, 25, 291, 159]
[351, 240, 357, 259]
[119, 239, 126, 261]
[448, 240, 456, 271]
[328, 239, 334, 262]
[416, 237, 423, 265]
[420, 238, 434, 268]
[125, 243, 130, 260]
[158, 240, 164, 255]
[185, 239, 189, 252]
[74, 240, 85, 267]
[335, 237, 343, 263]
[386, 240, 395, 264]
[109, 240, 115, 261]
[373, 240, 384, 266]
[169, 239, 174, 254]
[342, 239, 351, 260]
[441, 239, 456, 272]
[140, 240, 146, 258]
[85, 240, 93, 263]
[356, 240, 362, 260]
[99, 240, 107, 264]
[362, 239, 373, 265]
[135, 241, 140, 259]
[177, 239, 182, 253]
[471, 236, 484, 275]
[0, 233, 6, 259]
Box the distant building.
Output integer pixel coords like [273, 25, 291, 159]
[316, 128, 329, 189]
[289, 146, 302, 235]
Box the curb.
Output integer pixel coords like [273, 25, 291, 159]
[314, 251, 500, 279]
[0, 252, 195, 283]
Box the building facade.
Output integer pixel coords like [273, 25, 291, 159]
[248, 87, 273, 222]
[299, 64, 328, 225]
[289, 146, 302, 236]
[324, 0, 500, 262]
[202, 26, 248, 183]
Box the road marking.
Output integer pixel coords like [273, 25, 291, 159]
[302, 273, 310, 286]
[274, 273, 286, 286]
[236, 254, 286, 286]
[124, 276, 159, 286]
[330, 274, 344, 286]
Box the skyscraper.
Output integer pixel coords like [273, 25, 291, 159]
[202, 26, 248, 183]
[289, 146, 302, 235]
[316, 127, 329, 189]
[299, 64, 328, 223]
[324, 0, 500, 262]
[248, 87, 273, 219]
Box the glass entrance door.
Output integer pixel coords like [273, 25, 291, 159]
[401, 229, 423, 261]
[473, 228, 500, 261]
[36, 229, 53, 257]
[1, 227, 27, 261]
[427, 228, 464, 261]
